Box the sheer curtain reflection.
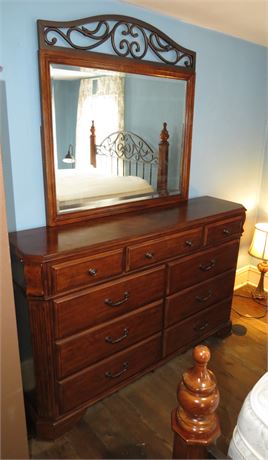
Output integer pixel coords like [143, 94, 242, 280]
[75, 76, 125, 171]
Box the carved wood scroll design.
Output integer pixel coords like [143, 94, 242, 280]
[37, 15, 196, 69]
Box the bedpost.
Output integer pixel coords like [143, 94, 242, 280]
[171, 345, 221, 459]
[90, 120, 96, 167]
[157, 122, 169, 194]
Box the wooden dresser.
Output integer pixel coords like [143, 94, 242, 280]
[10, 196, 245, 439]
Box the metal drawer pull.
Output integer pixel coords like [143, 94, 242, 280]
[105, 328, 129, 344]
[105, 361, 128, 379]
[223, 228, 231, 235]
[104, 291, 129, 307]
[145, 251, 154, 259]
[199, 259, 215, 272]
[185, 240, 193, 247]
[195, 290, 212, 303]
[194, 321, 209, 332]
[88, 268, 97, 277]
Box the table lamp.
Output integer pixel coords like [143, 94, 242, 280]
[248, 223, 268, 300]
[62, 144, 75, 164]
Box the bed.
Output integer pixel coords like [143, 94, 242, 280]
[56, 122, 169, 212]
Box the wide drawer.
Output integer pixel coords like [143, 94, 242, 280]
[50, 249, 123, 294]
[163, 299, 231, 357]
[58, 333, 162, 413]
[205, 216, 243, 246]
[165, 270, 235, 327]
[56, 300, 163, 379]
[126, 227, 203, 271]
[167, 240, 239, 295]
[54, 266, 165, 338]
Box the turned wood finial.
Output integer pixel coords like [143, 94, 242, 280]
[172, 345, 221, 459]
[90, 120, 95, 136]
[160, 122, 169, 144]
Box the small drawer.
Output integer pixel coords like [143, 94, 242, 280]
[58, 333, 162, 413]
[126, 227, 203, 271]
[163, 299, 231, 357]
[165, 270, 235, 327]
[54, 266, 165, 338]
[205, 217, 243, 246]
[56, 301, 163, 379]
[167, 240, 239, 295]
[50, 249, 123, 294]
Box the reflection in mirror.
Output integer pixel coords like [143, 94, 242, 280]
[51, 64, 186, 213]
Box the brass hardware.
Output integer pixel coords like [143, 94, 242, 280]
[145, 251, 154, 259]
[185, 240, 193, 247]
[105, 328, 129, 344]
[195, 290, 212, 303]
[105, 291, 129, 307]
[199, 259, 215, 272]
[194, 321, 209, 332]
[223, 228, 231, 235]
[88, 268, 97, 276]
[105, 361, 129, 379]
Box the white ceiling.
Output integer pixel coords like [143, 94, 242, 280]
[120, 0, 268, 47]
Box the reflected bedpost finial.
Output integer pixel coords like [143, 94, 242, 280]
[90, 120, 96, 167]
[171, 345, 221, 459]
[90, 120, 95, 136]
[160, 122, 169, 144]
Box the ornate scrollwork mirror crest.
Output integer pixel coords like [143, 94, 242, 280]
[38, 15, 196, 226]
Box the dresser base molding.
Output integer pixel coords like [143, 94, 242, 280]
[10, 197, 246, 441]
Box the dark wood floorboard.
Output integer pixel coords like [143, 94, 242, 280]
[29, 285, 267, 459]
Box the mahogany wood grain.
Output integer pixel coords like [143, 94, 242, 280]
[58, 334, 162, 413]
[55, 300, 163, 378]
[50, 249, 123, 294]
[167, 240, 240, 295]
[172, 345, 220, 459]
[126, 227, 203, 271]
[165, 270, 236, 327]
[205, 216, 244, 246]
[163, 299, 232, 357]
[53, 266, 165, 338]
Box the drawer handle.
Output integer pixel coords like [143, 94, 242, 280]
[88, 268, 97, 277]
[105, 361, 128, 379]
[194, 321, 209, 332]
[199, 259, 215, 272]
[105, 328, 129, 344]
[185, 240, 193, 247]
[195, 290, 212, 303]
[223, 228, 231, 235]
[144, 251, 154, 260]
[105, 291, 129, 307]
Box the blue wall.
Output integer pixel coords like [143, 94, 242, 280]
[1, 0, 267, 268]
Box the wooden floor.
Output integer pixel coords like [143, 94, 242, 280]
[29, 285, 267, 459]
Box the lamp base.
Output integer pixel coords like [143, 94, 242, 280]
[252, 262, 268, 302]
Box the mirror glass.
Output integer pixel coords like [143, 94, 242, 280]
[50, 64, 187, 213]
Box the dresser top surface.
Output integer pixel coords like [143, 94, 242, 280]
[9, 196, 245, 260]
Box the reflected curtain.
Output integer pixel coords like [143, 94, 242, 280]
[75, 76, 125, 170]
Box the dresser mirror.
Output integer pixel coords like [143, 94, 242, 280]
[38, 15, 196, 226]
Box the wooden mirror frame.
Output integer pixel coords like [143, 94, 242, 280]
[38, 15, 196, 226]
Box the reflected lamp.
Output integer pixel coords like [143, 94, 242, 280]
[62, 144, 75, 164]
[248, 223, 268, 300]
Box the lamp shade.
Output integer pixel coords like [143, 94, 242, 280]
[249, 223, 268, 260]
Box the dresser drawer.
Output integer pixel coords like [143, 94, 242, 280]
[126, 227, 203, 271]
[163, 299, 231, 357]
[58, 333, 162, 413]
[165, 270, 235, 327]
[54, 266, 165, 338]
[56, 301, 163, 378]
[167, 240, 239, 295]
[50, 249, 123, 294]
[205, 217, 243, 246]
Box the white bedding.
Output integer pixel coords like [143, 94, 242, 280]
[56, 168, 154, 206]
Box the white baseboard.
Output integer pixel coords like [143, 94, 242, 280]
[235, 264, 268, 291]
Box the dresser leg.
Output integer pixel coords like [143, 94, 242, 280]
[216, 321, 232, 338]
